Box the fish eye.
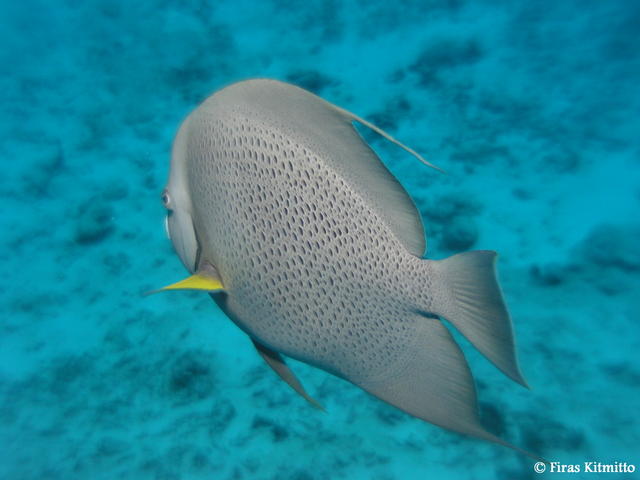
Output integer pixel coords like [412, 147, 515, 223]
[161, 189, 171, 209]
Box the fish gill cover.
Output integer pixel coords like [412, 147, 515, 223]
[0, 1, 638, 479]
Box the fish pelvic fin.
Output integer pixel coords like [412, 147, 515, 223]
[428, 251, 529, 388]
[145, 263, 224, 295]
[252, 338, 325, 411]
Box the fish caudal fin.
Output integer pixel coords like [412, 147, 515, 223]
[430, 251, 528, 387]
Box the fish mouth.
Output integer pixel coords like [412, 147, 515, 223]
[164, 215, 170, 239]
[166, 209, 201, 274]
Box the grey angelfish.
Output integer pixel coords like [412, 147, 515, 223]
[154, 78, 540, 459]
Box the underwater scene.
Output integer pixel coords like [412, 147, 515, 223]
[1, 0, 639, 479]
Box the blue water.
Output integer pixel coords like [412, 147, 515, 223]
[1, 1, 639, 479]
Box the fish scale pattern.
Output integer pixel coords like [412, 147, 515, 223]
[185, 107, 430, 382]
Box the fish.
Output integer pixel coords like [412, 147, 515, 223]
[155, 78, 540, 459]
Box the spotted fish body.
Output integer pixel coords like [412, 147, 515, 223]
[162, 79, 536, 457]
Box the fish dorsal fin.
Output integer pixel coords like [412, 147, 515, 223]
[209, 79, 434, 257]
[328, 104, 444, 257]
[331, 104, 444, 173]
[252, 338, 325, 411]
[328, 104, 432, 258]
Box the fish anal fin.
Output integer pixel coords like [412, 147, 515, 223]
[352, 317, 540, 459]
[252, 338, 325, 411]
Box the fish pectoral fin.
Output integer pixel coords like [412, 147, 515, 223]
[252, 338, 325, 412]
[146, 264, 224, 295]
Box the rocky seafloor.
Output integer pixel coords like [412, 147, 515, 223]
[1, 1, 639, 479]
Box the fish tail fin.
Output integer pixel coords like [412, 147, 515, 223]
[428, 251, 529, 388]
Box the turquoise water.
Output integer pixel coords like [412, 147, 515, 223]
[1, 1, 639, 479]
